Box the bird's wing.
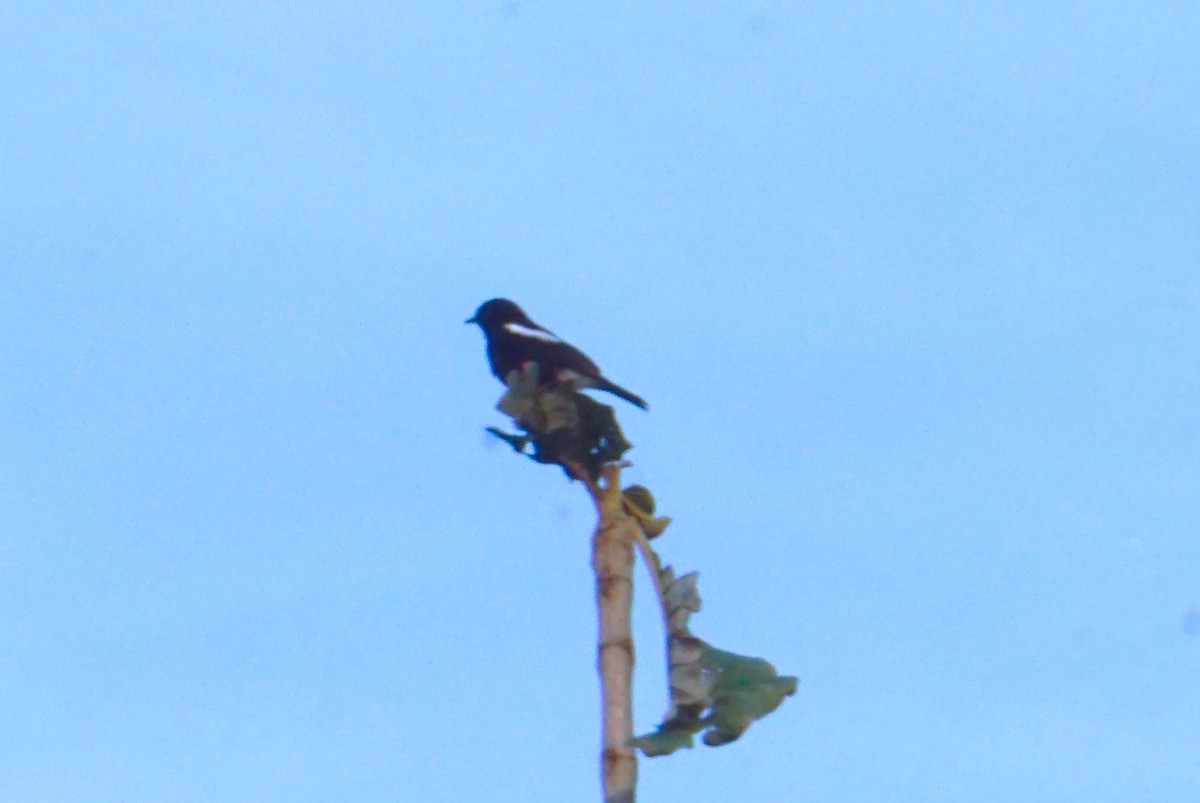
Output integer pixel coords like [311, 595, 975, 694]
[502, 322, 563, 344]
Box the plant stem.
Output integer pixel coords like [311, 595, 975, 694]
[580, 462, 638, 803]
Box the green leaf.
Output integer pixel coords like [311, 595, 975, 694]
[631, 640, 799, 757]
[702, 648, 799, 747]
[628, 723, 698, 757]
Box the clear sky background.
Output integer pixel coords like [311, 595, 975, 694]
[2, 3, 1198, 801]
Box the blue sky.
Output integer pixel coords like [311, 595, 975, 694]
[2, 3, 1198, 801]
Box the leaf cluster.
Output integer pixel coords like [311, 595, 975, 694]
[486, 364, 631, 481]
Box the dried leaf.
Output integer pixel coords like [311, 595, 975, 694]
[486, 366, 631, 480]
[621, 485, 672, 538]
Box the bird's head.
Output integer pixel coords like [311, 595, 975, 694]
[466, 298, 531, 329]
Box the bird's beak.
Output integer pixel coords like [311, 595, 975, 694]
[464, 315, 477, 325]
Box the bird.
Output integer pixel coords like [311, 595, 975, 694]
[466, 298, 648, 410]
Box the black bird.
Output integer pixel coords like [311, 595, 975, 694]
[467, 298, 648, 410]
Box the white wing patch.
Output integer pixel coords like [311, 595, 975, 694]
[505, 322, 562, 343]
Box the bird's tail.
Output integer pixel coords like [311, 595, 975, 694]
[593, 377, 649, 410]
